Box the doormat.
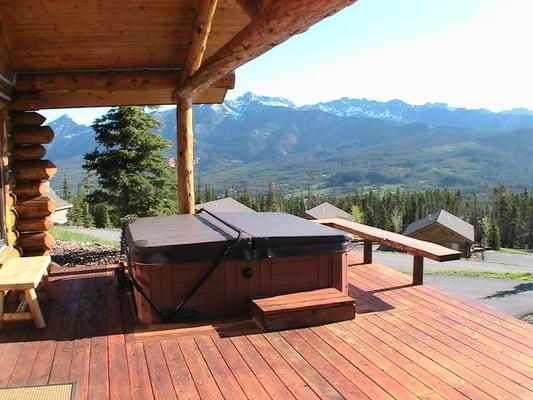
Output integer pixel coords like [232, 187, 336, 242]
[0, 383, 75, 400]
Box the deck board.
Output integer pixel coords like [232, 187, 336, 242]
[0, 255, 531, 399]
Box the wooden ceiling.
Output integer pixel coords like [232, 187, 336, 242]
[0, 0, 356, 110]
[0, 0, 248, 72]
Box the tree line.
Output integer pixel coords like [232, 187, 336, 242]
[197, 182, 532, 250]
[58, 106, 532, 250]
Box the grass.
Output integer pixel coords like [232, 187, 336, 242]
[499, 247, 532, 256]
[49, 226, 120, 248]
[426, 270, 533, 281]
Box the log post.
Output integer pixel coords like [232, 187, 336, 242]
[177, 96, 195, 214]
[176, 0, 218, 214]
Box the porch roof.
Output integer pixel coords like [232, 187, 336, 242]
[0, 0, 356, 110]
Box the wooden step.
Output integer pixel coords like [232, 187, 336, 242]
[251, 288, 355, 331]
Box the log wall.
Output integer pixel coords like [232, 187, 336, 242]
[10, 111, 56, 256]
[0, 102, 20, 260]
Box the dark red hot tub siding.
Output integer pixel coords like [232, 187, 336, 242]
[132, 252, 348, 325]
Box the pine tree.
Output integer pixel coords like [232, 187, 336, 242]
[62, 174, 72, 202]
[265, 182, 282, 212]
[489, 219, 501, 250]
[480, 217, 492, 247]
[83, 106, 176, 223]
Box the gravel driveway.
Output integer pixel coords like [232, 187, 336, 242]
[424, 275, 532, 319]
[370, 249, 533, 274]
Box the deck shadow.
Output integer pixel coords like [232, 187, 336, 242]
[348, 283, 395, 314]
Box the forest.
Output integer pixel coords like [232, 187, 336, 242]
[64, 174, 532, 251]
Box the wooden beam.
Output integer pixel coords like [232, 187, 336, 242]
[234, 0, 258, 19]
[179, 0, 356, 97]
[177, 0, 218, 214]
[15, 70, 235, 93]
[181, 0, 219, 85]
[16, 70, 182, 93]
[12, 72, 234, 110]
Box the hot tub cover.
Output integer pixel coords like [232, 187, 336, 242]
[124, 212, 351, 263]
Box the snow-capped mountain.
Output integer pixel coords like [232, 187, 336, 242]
[47, 93, 533, 194]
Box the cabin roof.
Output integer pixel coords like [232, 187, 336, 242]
[0, 0, 356, 109]
[195, 197, 256, 213]
[48, 188, 73, 211]
[404, 209, 475, 243]
[305, 201, 353, 221]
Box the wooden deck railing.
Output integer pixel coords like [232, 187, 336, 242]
[313, 218, 462, 285]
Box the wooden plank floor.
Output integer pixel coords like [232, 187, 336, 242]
[0, 253, 532, 399]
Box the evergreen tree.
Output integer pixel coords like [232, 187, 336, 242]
[83, 106, 176, 223]
[480, 217, 492, 247]
[239, 188, 254, 209]
[489, 219, 501, 250]
[265, 182, 282, 211]
[62, 174, 72, 202]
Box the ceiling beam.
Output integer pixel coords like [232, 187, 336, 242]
[15, 70, 182, 93]
[234, 0, 272, 19]
[180, 0, 219, 85]
[13, 70, 234, 110]
[234, 0, 258, 19]
[179, 0, 356, 98]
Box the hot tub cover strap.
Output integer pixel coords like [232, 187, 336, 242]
[125, 208, 245, 322]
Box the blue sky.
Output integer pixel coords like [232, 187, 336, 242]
[42, 0, 533, 124]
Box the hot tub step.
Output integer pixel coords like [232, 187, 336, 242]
[251, 288, 355, 331]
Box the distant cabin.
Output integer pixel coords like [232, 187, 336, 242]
[49, 188, 73, 225]
[403, 209, 474, 257]
[304, 202, 353, 221]
[195, 197, 256, 213]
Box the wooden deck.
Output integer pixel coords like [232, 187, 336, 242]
[0, 252, 532, 400]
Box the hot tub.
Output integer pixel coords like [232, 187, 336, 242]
[124, 211, 351, 324]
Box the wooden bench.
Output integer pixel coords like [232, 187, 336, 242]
[251, 288, 355, 331]
[313, 218, 461, 285]
[0, 255, 52, 329]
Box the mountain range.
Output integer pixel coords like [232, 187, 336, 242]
[46, 92, 533, 195]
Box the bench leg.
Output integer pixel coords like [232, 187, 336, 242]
[413, 256, 424, 285]
[363, 240, 373, 264]
[25, 289, 46, 328]
[0, 291, 4, 331]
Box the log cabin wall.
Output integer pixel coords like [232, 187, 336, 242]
[11, 112, 56, 256]
[0, 34, 21, 264]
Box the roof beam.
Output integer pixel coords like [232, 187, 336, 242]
[179, 0, 356, 97]
[180, 0, 218, 85]
[15, 70, 182, 93]
[12, 70, 234, 110]
[234, 0, 272, 19]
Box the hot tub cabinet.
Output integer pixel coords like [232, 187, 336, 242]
[125, 212, 353, 326]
